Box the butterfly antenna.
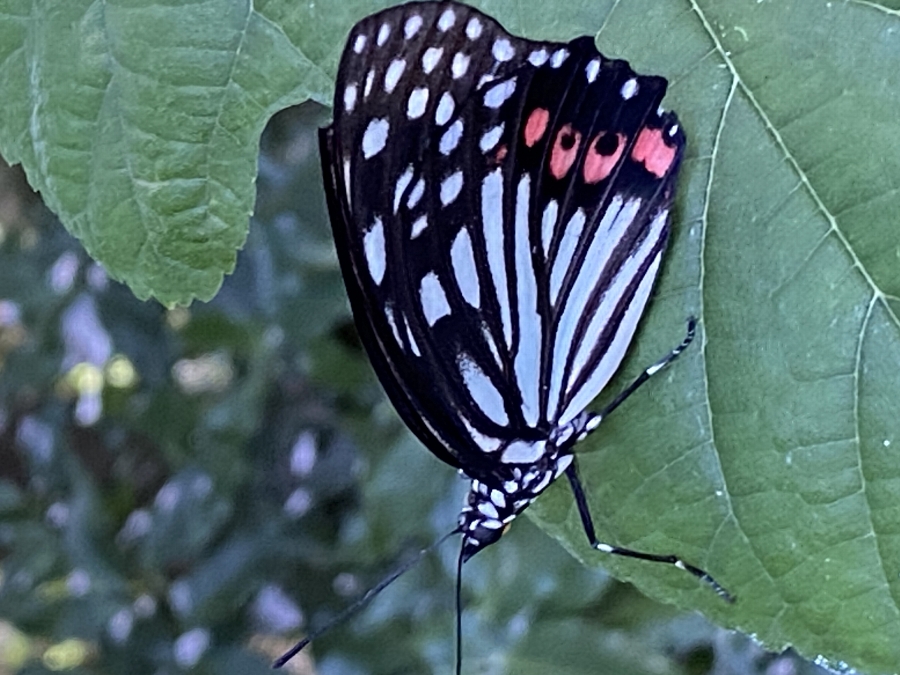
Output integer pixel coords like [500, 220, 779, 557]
[455, 539, 465, 675]
[273, 528, 461, 669]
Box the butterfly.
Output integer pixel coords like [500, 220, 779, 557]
[277, 1, 729, 670]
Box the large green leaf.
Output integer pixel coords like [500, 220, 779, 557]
[531, 2, 900, 675]
[1, 0, 898, 673]
[0, 0, 340, 304]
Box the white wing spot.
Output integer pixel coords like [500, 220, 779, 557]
[462, 417, 502, 452]
[435, 92, 455, 125]
[513, 175, 541, 426]
[501, 440, 546, 464]
[404, 14, 423, 39]
[550, 208, 587, 304]
[437, 8, 456, 31]
[393, 165, 414, 213]
[342, 158, 352, 207]
[528, 49, 549, 66]
[440, 119, 464, 155]
[407, 178, 425, 210]
[440, 170, 464, 206]
[422, 46, 444, 73]
[451, 52, 471, 79]
[384, 304, 403, 345]
[477, 74, 495, 89]
[482, 169, 512, 347]
[420, 272, 451, 327]
[451, 227, 480, 308]
[407, 87, 429, 119]
[621, 78, 638, 99]
[670, 124, 680, 136]
[484, 78, 517, 108]
[363, 217, 386, 285]
[585, 59, 601, 83]
[403, 315, 421, 356]
[492, 38, 514, 62]
[377, 22, 391, 46]
[353, 34, 367, 54]
[550, 49, 569, 68]
[466, 17, 483, 39]
[479, 123, 504, 152]
[364, 69, 375, 97]
[410, 215, 428, 239]
[361, 118, 389, 158]
[482, 325, 502, 367]
[343, 83, 358, 112]
[384, 58, 406, 93]
[541, 199, 558, 256]
[459, 356, 508, 425]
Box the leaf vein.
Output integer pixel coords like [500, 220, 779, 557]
[688, 0, 900, 332]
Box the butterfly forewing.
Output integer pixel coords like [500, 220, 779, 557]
[322, 1, 686, 484]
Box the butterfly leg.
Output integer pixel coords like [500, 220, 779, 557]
[588, 316, 696, 427]
[563, 317, 732, 601]
[564, 460, 733, 601]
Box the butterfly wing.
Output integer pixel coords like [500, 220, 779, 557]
[321, 1, 685, 482]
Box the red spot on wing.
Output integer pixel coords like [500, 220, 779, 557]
[493, 145, 508, 163]
[523, 108, 550, 147]
[549, 125, 581, 179]
[631, 127, 677, 178]
[582, 132, 626, 184]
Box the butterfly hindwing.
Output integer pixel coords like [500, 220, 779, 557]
[322, 1, 685, 484]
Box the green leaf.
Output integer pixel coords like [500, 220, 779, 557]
[530, 2, 900, 675]
[0, 0, 338, 305]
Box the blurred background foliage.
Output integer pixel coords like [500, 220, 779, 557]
[0, 103, 830, 675]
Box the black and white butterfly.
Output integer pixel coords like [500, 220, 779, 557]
[278, 0, 728, 669]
